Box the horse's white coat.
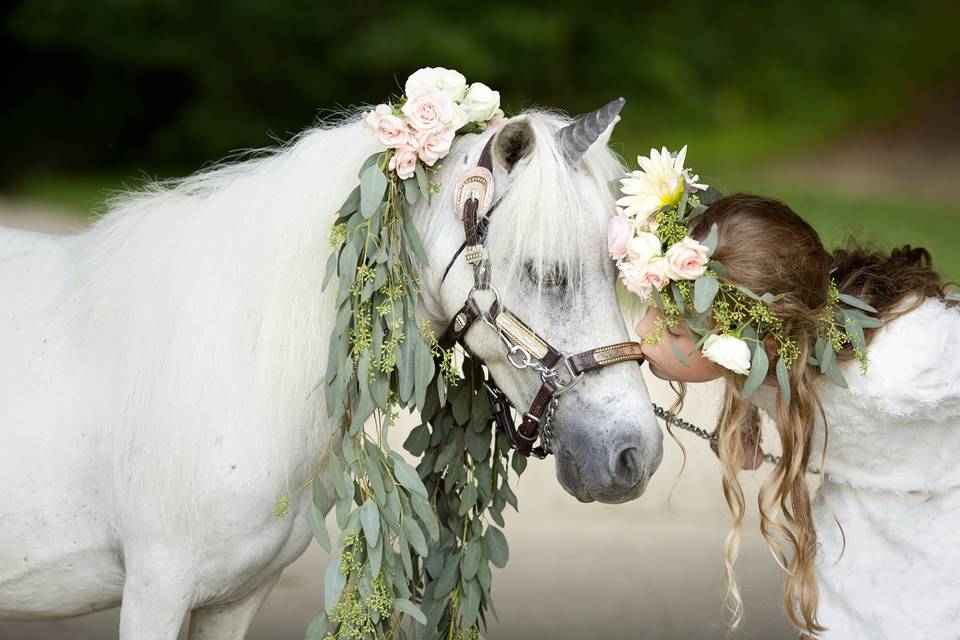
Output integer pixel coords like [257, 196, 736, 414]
[0, 110, 661, 638]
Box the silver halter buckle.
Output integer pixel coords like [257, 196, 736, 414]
[453, 167, 494, 220]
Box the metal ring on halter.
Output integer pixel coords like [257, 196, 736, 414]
[550, 358, 586, 396]
[467, 284, 501, 329]
[506, 344, 534, 370]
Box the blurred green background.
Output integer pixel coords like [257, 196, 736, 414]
[3, 0, 959, 276]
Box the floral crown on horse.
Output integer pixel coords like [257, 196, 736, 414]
[609, 147, 881, 402]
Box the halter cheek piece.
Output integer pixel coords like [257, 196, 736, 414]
[439, 135, 646, 459]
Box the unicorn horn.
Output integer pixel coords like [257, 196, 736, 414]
[555, 97, 625, 164]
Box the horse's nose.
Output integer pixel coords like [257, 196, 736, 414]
[611, 443, 645, 488]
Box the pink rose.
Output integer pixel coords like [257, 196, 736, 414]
[640, 256, 671, 291]
[363, 104, 393, 131]
[413, 126, 455, 166]
[388, 144, 418, 180]
[402, 91, 455, 133]
[665, 237, 710, 280]
[375, 114, 412, 149]
[607, 211, 634, 260]
[618, 261, 652, 300]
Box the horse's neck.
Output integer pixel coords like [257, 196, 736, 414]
[72, 122, 393, 510]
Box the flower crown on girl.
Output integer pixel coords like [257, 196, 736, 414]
[609, 146, 882, 403]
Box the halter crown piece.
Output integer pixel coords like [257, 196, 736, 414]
[610, 146, 882, 403]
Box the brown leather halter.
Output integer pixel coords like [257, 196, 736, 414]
[440, 135, 646, 458]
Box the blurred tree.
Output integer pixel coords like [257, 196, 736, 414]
[2, 0, 959, 182]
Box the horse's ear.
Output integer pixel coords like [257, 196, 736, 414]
[493, 120, 534, 173]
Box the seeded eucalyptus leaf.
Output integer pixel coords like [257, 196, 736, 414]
[483, 527, 509, 568]
[414, 337, 436, 409]
[323, 556, 347, 614]
[819, 338, 835, 375]
[458, 484, 478, 516]
[824, 358, 849, 388]
[368, 533, 383, 577]
[702, 223, 719, 256]
[321, 250, 338, 292]
[839, 293, 878, 313]
[359, 164, 388, 219]
[312, 477, 333, 513]
[339, 185, 362, 215]
[308, 505, 331, 552]
[360, 499, 380, 547]
[394, 598, 427, 625]
[693, 275, 720, 313]
[415, 163, 430, 201]
[669, 342, 690, 368]
[404, 423, 431, 456]
[741, 342, 769, 398]
[402, 517, 428, 556]
[403, 178, 420, 205]
[847, 309, 883, 329]
[392, 456, 429, 498]
[462, 541, 483, 580]
[305, 613, 329, 640]
[465, 426, 490, 462]
[776, 357, 791, 405]
[402, 208, 430, 265]
[433, 553, 461, 598]
[410, 493, 440, 541]
[760, 292, 776, 304]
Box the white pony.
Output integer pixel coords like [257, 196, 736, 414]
[0, 104, 663, 639]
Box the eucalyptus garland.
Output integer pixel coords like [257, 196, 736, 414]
[294, 67, 522, 640]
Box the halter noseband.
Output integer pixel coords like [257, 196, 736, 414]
[439, 135, 646, 459]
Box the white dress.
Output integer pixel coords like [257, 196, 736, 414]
[755, 296, 960, 640]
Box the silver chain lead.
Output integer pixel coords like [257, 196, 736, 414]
[651, 403, 819, 474]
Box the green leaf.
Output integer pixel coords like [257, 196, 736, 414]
[360, 499, 380, 547]
[359, 164, 388, 219]
[433, 553, 460, 598]
[312, 477, 333, 513]
[305, 613, 329, 640]
[394, 598, 427, 625]
[461, 541, 483, 580]
[402, 208, 430, 266]
[458, 484, 478, 516]
[403, 178, 420, 205]
[465, 425, 490, 462]
[415, 162, 430, 201]
[309, 505, 331, 553]
[848, 309, 883, 329]
[483, 527, 509, 568]
[693, 275, 720, 313]
[410, 492, 440, 541]
[824, 358, 849, 388]
[402, 517, 428, 556]
[403, 423, 431, 456]
[323, 556, 347, 614]
[368, 533, 383, 577]
[339, 185, 361, 216]
[776, 357, 791, 405]
[414, 337, 436, 410]
[819, 338, 835, 375]
[702, 223, 719, 257]
[461, 577, 482, 628]
[392, 456, 429, 497]
[321, 250, 338, 292]
[511, 452, 528, 476]
[741, 340, 769, 398]
[839, 293, 877, 313]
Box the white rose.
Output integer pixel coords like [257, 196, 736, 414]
[639, 256, 670, 291]
[460, 82, 501, 123]
[404, 67, 468, 103]
[626, 231, 662, 265]
[702, 334, 752, 375]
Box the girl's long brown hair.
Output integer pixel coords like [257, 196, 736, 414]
[687, 193, 952, 634]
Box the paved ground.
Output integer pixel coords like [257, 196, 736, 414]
[0, 207, 795, 639]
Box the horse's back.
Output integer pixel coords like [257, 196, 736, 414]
[0, 225, 122, 619]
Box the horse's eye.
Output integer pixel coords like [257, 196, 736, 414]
[522, 261, 567, 290]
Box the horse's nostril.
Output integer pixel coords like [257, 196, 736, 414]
[613, 445, 643, 487]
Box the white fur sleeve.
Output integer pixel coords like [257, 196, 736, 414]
[844, 297, 960, 420]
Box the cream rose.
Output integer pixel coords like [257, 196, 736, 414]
[388, 144, 418, 180]
[363, 104, 392, 132]
[404, 67, 468, 103]
[664, 236, 710, 280]
[625, 231, 662, 266]
[374, 114, 412, 149]
[607, 211, 634, 260]
[414, 127, 455, 166]
[402, 90, 455, 133]
[460, 82, 501, 123]
[702, 334, 752, 375]
[639, 256, 670, 291]
[618, 261, 652, 300]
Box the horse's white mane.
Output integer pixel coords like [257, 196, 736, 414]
[64, 109, 626, 532]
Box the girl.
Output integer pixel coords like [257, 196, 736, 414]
[615, 180, 958, 638]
